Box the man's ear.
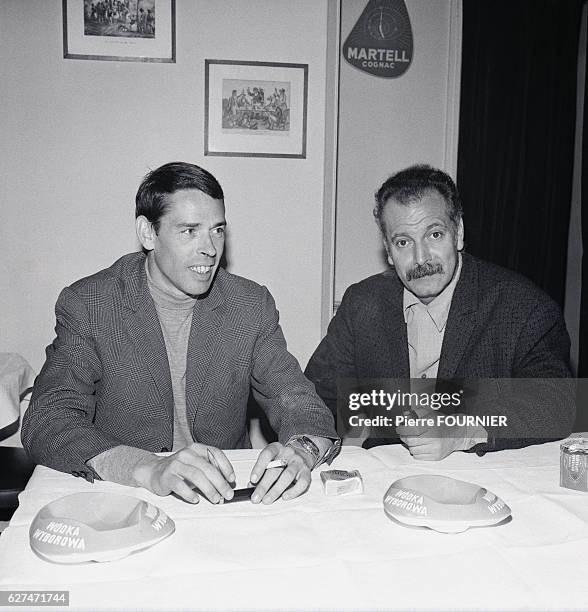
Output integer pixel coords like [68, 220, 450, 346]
[456, 217, 464, 251]
[136, 216, 156, 251]
[375, 217, 394, 267]
[381, 236, 394, 268]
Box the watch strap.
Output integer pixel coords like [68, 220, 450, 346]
[285, 435, 320, 469]
[285, 435, 341, 470]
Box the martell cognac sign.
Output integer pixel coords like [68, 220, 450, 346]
[343, 0, 413, 78]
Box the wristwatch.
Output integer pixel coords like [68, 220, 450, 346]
[285, 435, 342, 470]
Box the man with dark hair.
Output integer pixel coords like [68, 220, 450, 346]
[24, 162, 339, 504]
[373, 164, 463, 227]
[305, 164, 574, 460]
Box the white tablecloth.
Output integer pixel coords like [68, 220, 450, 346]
[0, 353, 35, 432]
[0, 443, 587, 611]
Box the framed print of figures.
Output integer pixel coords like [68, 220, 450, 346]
[63, 0, 176, 63]
[205, 60, 308, 158]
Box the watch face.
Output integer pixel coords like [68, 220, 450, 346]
[366, 7, 401, 41]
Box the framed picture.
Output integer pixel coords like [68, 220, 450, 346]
[205, 60, 308, 158]
[62, 0, 176, 63]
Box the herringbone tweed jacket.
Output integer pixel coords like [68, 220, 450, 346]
[305, 252, 574, 452]
[23, 252, 336, 480]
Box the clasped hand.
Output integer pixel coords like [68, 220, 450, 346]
[140, 441, 312, 504]
[396, 408, 470, 461]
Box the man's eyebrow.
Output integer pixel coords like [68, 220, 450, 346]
[389, 221, 447, 240]
[424, 221, 448, 231]
[175, 221, 227, 228]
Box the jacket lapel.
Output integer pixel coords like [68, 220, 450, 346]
[381, 271, 410, 379]
[185, 271, 226, 434]
[437, 253, 478, 379]
[122, 255, 174, 424]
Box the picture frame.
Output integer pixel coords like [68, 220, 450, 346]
[62, 0, 176, 63]
[204, 60, 308, 158]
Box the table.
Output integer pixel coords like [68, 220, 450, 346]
[0, 443, 587, 611]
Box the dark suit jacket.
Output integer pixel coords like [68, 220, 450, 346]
[305, 253, 574, 452]
[23, 253, 337, 480]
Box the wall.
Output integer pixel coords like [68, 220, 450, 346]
[333, 0, 462, 302]
[0, 0, 329, 372]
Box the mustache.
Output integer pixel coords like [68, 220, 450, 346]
[406, 262, 444, 281]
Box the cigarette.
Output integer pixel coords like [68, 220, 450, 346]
[207, 448, 221, 470]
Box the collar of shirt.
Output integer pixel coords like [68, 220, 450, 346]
[145, 258, 197, 311]
[402, 253, 463, 331]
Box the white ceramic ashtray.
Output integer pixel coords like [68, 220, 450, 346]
[30, 492, 175, 563]
[383, 474, 511, 533]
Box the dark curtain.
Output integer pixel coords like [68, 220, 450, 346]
[579, 13, 588, 377]
[457, 0, 584, 308]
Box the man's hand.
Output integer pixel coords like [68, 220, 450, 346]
[133, 443, 235, 504]
[249, 441, 313, 504]
[396, 410, 473, 461]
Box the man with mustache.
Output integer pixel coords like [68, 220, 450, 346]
[23, 162, 339, 504]
[305, 164, 573, 460]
